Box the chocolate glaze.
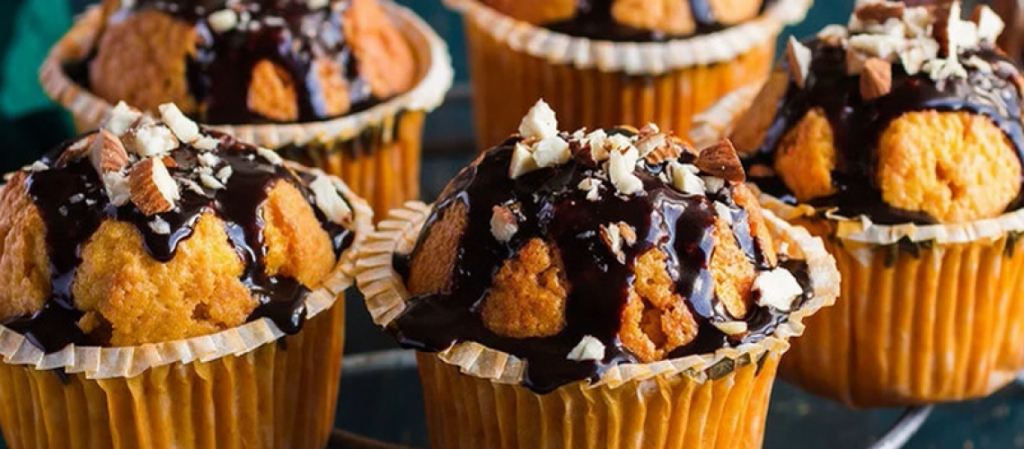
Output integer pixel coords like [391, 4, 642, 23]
[4, 130, 354, 353]
[544, 0, 768, 42]
[391, 136, 812, 393]
[114, 0, 377, 124]
[746, 40, 1024, 224]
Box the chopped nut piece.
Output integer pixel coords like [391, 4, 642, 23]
[509, 141, 539, 179]
[972, 5, 1004, 43]
[617, 222, 637, 246]
[860, 57, 893, 100]
[129, 157, 180, 215]
[668, 162, 705, 196]
[848, 34, 901, 62]
[159, 103, 201, 144]
[566, 335, 605, 361]
[518, 99, 559, 140]
[207, 9, 238, 33]
[712, 320, 749, 336]
[607, 133, 635, 153]
[703, 176, 725, 194]
[89, 129, 130, 174]
[694, 140, 745, 182]
[255, 147, 283, 166]
[854, 0, 904, 23]
[786, 36, 813, 89]
[310, 175, 353, 226]
[102, 171, 131, 206]
[193, 136, 221, 151]
[532, 136, 571, 168]
[753, 268, 804, 311]
[148, 216, 171, 235]
[29, 161, 49, 172]
[608, 147, 643, 195]
[817, 24, 849, 47]
[180, 178, 206, 196]
[583, 129, 611, 163]
[578, 177, 602, 201]
[215, 165, 233, 185]
[635, 132, 666, 158]
[104, 101, 142, 137]
[600, 222, 627, 264]
[490, 205, 519, 242]
[198, 152, 221, 167]
[57, 134, 98, 167]
[899, 38, 939, 76]
[123, 119, 179, 157]
[846, 46, 868, 75]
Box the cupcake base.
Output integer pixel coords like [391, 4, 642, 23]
[0, 300, 345, 449]
[779, 217, 1024, 407]
[416, 350, 781, 449]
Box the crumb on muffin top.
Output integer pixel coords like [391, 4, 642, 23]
[87, 0, 416, 125]
[0, 102, 358, 350]
[390, 100, 813, 393]
[733, 0, 1024, 224]
[480, 0, 765, 41]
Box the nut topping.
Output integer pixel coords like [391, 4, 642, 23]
[490, 205, 519, 242]
[129, 157, 180, 215]
[89, 129, 130, 174]
[694, 140, 745, 183]
[786, 36, 813, 89]
[860, 57, 893, 100]
[854, 0, 904, 23]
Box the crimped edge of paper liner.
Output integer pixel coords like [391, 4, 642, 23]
[39, 0, 454, 149]
[441, 0, 811, 75]
[0, 166, 374, 380]
[689, 81, 1024, 246]
[355, 201, 839, 389]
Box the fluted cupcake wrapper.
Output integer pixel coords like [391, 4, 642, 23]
[39, 1, 454, 217]
[0, 170, 372, 448]
[692, 89, 1024, 406]
[443, 0, 810, 147]
[354, 202, 839, 448]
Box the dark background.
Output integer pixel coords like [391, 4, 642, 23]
[0, 0, 854, 173]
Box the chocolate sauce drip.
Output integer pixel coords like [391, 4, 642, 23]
[390, 137, 812, 393]
[4, 131, 354, 352]
[747, 40, 1024, 224]
[123, 0, 376, 124]
[544, 0, 766, 42]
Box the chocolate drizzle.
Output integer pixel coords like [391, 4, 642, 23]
[4, 130, 354, 353]
[747, 40, 1024, 224]
[119, 0, 376, 124]
[390, 136, 812, 393]
[544, 0, 767, 42]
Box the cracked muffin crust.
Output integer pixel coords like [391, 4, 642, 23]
[481, 0, 765, 39]
[733, 0, 1024, 224]
[389, 100, 814, 392]
[0, 102, 360, 350]
[87, 0, 416, 124]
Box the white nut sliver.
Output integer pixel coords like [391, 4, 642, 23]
[518, 99, 559, 140]
[567, 335, 605, 362]
[103, 171, 131, 206]
[975, 5, 1005, 43]
[256, 147, 283, 166]
[713, 321, 749, 336]
[29, 161, 49, 172]
[200, 173, 225, 191]
[668, 162, 705, 196]
[490, 205, 519, 243]
[583, 129, 610, 162]
[635, 133, 666, 158]
[509, 141, 539, 179]
[193, 136, 221, 151]
[149, 216, 171, 235]
[310, 175, 353, 225]
[198, 152, 221, 167]
[129, 122, 179, 157]
[216, 165, 233, 185]
[531, 136, 571, 168]
[754, 268, 804, 312]
[104, 101, 142, 137]
[608, 147, 642, 195]
[159, 103, 201, 143]
[208, 9, 238, 33]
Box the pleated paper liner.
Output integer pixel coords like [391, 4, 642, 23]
[691, 91, 1024, 406]
[442, 0, 811, 148]
[39, 1, 454, 218]
[354, 202, 839, 448]
[0, 170, 373, 448]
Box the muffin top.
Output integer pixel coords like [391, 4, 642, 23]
[390, 100, 813, 392]
[733, 0, 1024, 224]
[85, 0, 416, 124]
[0, 102, 359, 351]
[480, 0, 766, 41]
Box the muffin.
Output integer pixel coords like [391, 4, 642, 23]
[692, 0, 1024, 406]
[40, 0, 453, 217]
[356, 100, 839, 448]
[0, 101, 372, 448]
[442, 0, 812, 148]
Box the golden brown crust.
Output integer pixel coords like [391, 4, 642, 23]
[480, 238, 568, 338]
[876, 111, 1022, 223]
[619, 249, 698, 363]
[732, 71, 790, 155]
[72, 213, 256, 346]
[479, 0, 578, 25]
[708, 0, 764, 25]
[0, 173, 51, 321]
[612, 0, 697, 35]
[261, 181, 337, 288]
[773, 108, 837, 203]
[407, 201, 467, 296]
[247, 60, 299, 122]
[345, 0, 417, 99]
[710, 217, 755, 319]
[89, 10, 200, 117]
